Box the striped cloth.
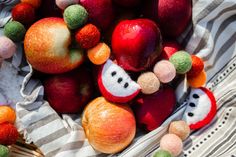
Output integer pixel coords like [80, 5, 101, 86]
[1, 0, 236, 156]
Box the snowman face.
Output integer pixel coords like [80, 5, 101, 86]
[98, 59, 140, 103]
[182, 87, 217, 130]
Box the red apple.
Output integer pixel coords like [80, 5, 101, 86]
[82, 97, 136, 154]
[24, 18, 84, 74]
[112, 19, 162, 72]
[134, 86, 176, 131]
[79, 0, 114, 30]
[43, 67, 93, 114]
[157, 0, 192, 37]
[159, 41, 181, 60]
[113, 0, 141, 7]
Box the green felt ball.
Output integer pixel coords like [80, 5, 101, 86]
[63, 4, 88, 29]
[169, 51, 192, 74]
[153, 150, 172, 157]
[0, 145, 9, 157]
[4, 21, 26, 42]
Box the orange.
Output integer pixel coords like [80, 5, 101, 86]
[0, 106, 16, 124]
[87, 43, 111, 65]
[187, 70, 207, 88]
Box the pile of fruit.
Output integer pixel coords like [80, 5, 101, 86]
[0, 0, 218, 156]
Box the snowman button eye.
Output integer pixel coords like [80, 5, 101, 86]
[193, 94, 199, 99]
[188, 112, 194, 117]
[189, 102, 196, 107]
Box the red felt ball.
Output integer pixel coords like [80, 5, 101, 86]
[187, 55, 204, 78]
[75, 24, 101, 49]
[12, 3, 36, 25]
[0, 122, 19, 145]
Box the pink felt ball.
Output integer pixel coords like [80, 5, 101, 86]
[0, 36, 16, 59]
[56, 0, 79, 10]
[160, 134, 183, 156]
[153, 60, 176, 83]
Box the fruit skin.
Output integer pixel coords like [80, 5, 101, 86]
[21, 0, 41, 8]
[0, 123, 19, 145]
[44, 67, 93, 114]
[153, 150, 172, 157]
[169, 51, 192, 74]
[187, 55, 204, 78]
[157, 0, 192, 37]
[187, 70, 206, 88]
[82, 97, 136, 154]
[113, 0, 141, 7]
[56, 0, 79, 10]
[134, 86, 176, 131]
[80, 0, 114, 30]
[112, 19, 162, 72]
[63, 4, 88, 29]
[4, 21, 26, 42]
[137, 72, 160, 95]
[0, 145, 9, 157]
[87, 43, 110, 65]
[75, 24, 101, 49]
[168, 120, 190, 140]
[160, 134, 183, 157]
[0, 37, 16, 59]
[12, 3, 36, 25]
[0, 106, 16, 124]
[24, 17, 84, 74]
[159, 41, 181, 60]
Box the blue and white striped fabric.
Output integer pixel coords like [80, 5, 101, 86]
[1, 0, 236, 156]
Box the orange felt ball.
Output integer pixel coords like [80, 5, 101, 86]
[21, 0, 41, 8]
[188, 70, 207, 88]
[0, 106, 16, 124]
[187, 55, 204, 77]
[87, 43, 111, 65]
[75, 24, 101, 49]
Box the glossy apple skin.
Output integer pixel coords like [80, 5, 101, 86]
[79, 0, 114, 30]
[24, 18, 84, 74]
[157, 0, 192, 37]
[112, 19, 162, 72]
[44, 68, 94, 114]
[134, 86, 176, 131]
[82, 97, 136, 154]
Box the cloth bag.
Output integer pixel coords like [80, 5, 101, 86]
[0, 0, 236, 156]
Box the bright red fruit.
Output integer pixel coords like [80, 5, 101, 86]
[134, 86, 176, 131]
[157, 0, 192, 37]
[44, 68, 94, 114]
[112, 19, 162, 72]
[79, 0, 114, 30]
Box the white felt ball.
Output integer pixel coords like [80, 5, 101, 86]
[0, 36, 16, 59]
[56, 0, 80, 10]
